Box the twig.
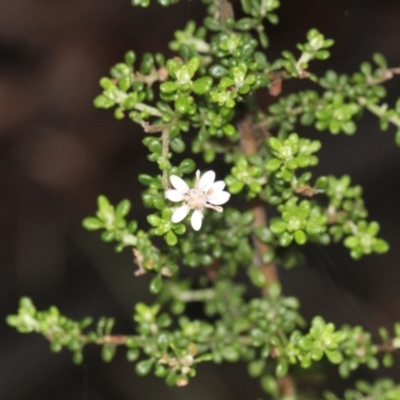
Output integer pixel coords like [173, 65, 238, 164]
[214, 0, 234, 25]
[238, 116, 296, 399]
[161, 128, 170, 188]
[238, 116, 278, 286]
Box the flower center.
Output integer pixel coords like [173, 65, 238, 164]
[186, 188, 208, 210]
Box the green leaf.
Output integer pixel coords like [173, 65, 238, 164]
[268, 137, 282, 151]
[311, 316, 326, 330]
[160, 81, 178, 93]
[248, 360, 265, 377]
[373, 239, 389, 254]
[126, 348, 140, 361]
[275, 359, 288, 377]
[279, 232, 293, 247]
[98, 195, 111, 212]
[383, 353, 393, 367]
[373, 52, 387, 68]
[135, 359, 154, 376]
[395, 129, 400, 147]
[82, 217, 103, 230]
[192, 76, 213, 94]
[344, 236, 359, 248]
[326, 350, 343, 364]
[165, 230, 178, 246]
[147, 214, 161, 227]
[175, 97, 189, 114]
[93, 94, 115, 109]
[249, 267, 267, 288]
[208, 64, 228, 78]
[116, 200, 131, 217]
[315, 176, 328, 189]
[266, 158, 282, 172]
[149, 275, 163, 294]
[294, 229, 307, 245]
[102, 344, 116, 362]
[170, 138, 186, 153]
[124, 51, 136, 66]
[270, 220, 286, 234]
[260, 375, 279, 395]
[138, 174, 154, 186]
[203, 17, 221, 31]
[101, 231, 115, 242]
[221, 346, 240, 362]
[179, 158, 196, 174]
[235, 17, 254, 31]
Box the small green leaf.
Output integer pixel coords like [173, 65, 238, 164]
[149, 275, 163, 294]
[82, 217, 103, 230]
[275, 359, 288, 377]
[266, 158, 282, 172]
[383, 353, 393, 367]
[192, 76, 213, 94]
[126, 348, 140, 361]
[138, 174, 154, 186]
[235, 17, 254, 31]
[268, 137, 282, 151]
[170, 138, 186, 153]
[116, 200, 131, 217]
[315, 176, 328, 189]
[135, 359, 154, 376]
[179, 158, 196, 174]
[221, 346, 240, 362]
[209, 64, 228, 78]
[248, 360, 265, 377]
[294, 229, 307, 245]
[249, 267, 267, 288]
[160, 81, 178, 93]
[175, 97, 189, 114]
[98, 195, 111, 212]
[147, 214, 161, 227]
[102, 345, 116, 362]
[326, 350, 343, 364]
[372, 52, 387, 68]
[373, 239, 389, 254]
[124, 51, 136, 66]
[165, 230, 178, 246]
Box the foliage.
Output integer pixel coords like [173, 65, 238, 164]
[7, 0, 400, 398]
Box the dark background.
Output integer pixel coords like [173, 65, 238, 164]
[1, 0, 400, 399]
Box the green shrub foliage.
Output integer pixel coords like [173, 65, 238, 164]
[7, 0, 400, 398]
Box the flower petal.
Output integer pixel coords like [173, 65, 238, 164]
[206, 204, 223, 212]
[165, 189, 185, 202]
[171, 205, 190, 223]
[198, 170, 215, 191]
[170, 175, 189, 193]
[191, 210, 203, 231]
[207, 190, 230, 205]
[209, 180, 225, 194]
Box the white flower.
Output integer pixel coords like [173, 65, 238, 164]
[165, 170, 231, 231]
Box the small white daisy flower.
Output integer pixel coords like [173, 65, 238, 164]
[165, 170, 231, 231]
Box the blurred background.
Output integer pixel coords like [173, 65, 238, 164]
[1, 0, 400, 399]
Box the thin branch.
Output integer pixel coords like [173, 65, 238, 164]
[95, 335, 130, 345]
[238, 115, 295, 400]
[214, 0, 234, 25]
[238, 116, 278, 286]
[161, 127, 170, 188]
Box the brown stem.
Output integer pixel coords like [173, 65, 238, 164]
[161, 127, 170, 188]
[214, 0, 234, 25]
[95, 335, 130, 345]
[141, 122, 172, 188]
[238, 116, 296, 398]
[238, 116, 278, 286]
[278, 375, 297, 397]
